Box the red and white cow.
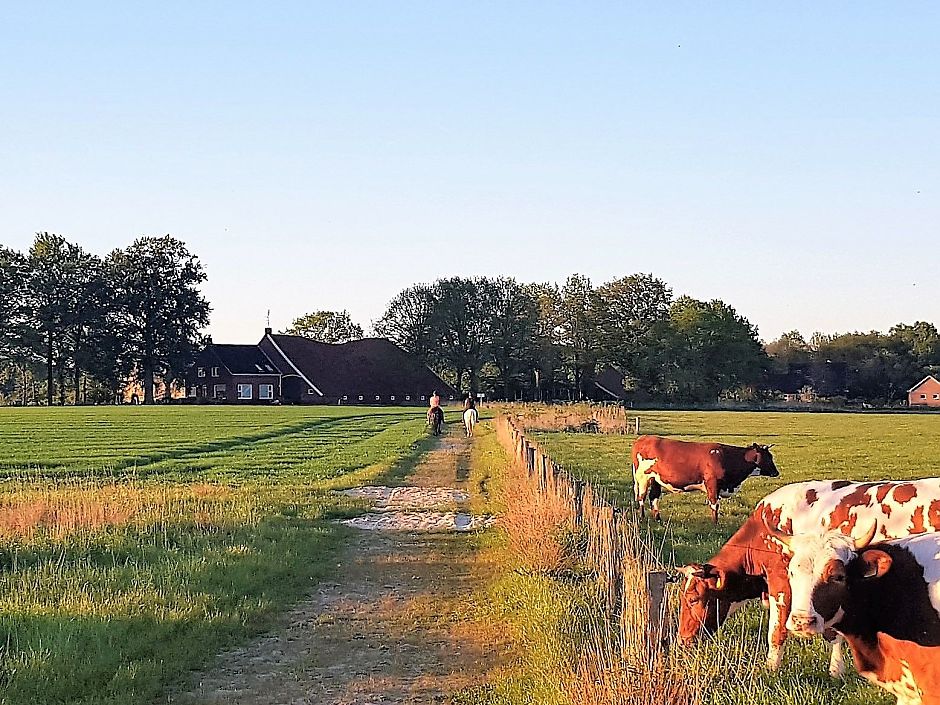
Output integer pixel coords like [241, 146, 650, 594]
[768, 479, 940, 641]
[679, 478, 940, 673]
[787, 533, 940, 704]
[631, 435, 779, 523]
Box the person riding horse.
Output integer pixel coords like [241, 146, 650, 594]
[427, 390, 444, 435]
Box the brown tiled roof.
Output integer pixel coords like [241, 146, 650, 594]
[267, 335, 456, 399]
[210, 344, 280, 375]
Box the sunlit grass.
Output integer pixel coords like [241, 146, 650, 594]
[0, 405, 431, 705]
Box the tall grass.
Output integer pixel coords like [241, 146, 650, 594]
[0, 406, 431, 705]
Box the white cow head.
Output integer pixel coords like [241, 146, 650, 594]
[766, 520, 878, 637]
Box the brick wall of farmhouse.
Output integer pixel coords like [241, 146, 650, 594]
[909, 378, 940, 407]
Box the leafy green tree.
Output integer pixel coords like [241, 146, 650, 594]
[595, 273, 672, 391]
[484, 277, 539, 399]
[765, 330, 813, 367]
[889, 322, 940, 368]
[282, 310, 363, 343]
[527, 282, 566, 401]
[24, 233, 94, 405]
[557, 274, 600, 399]
[660, 297, 766, 401]
[374, 284, 437, 362]
[109, 236, 210, 404]
[429, 277, 495, 394]
[816, 331, 920, 402]
[0, 246, 26, 363]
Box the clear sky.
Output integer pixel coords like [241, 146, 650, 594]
[1, 3, 937, 344]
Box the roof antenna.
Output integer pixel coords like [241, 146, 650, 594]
[266, 309, 271, 328]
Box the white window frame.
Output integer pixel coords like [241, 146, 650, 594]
[405, 395, 411, 401]
[188, 387, 196, 398]
[934, 394, 939, 400]
[211, 367, 219, 377]
[358, 395, 364, 401]
[259, 384, 274, 400]
[214, 384, 226, 399]
[197, 367, 205, 377]
[307, 388, 316, 395]
[237, 384, 253, 400]
[922, 394, 928, 399]
[375, 395, 380, 401]
[201, 385, 207, 397]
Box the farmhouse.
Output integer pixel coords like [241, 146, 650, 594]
[765, 361, 848, 403]
[908, 375, 940, 407]
[185, 328, 456, 405]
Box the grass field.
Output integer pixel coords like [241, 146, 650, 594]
[0, 405, 433, 705]
[532, 410, 940, 705]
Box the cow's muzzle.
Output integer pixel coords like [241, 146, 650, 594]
[786, 610, 823, 637]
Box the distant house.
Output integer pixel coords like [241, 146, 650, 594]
[185, 328, 456, 405]
[592, 365, 631, 402]
[908, 375, 940, 408]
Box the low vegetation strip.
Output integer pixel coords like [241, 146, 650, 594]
[0, 406, 430, 705]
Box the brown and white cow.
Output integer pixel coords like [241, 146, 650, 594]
[769, 479, 940, 641]
[632, 435, 779, 523]
[787, 533, 940, 704]
[679, 478, 940, 673]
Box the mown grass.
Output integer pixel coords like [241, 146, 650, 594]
[0, 405, 431, 705]
[529, 409, 940, 704]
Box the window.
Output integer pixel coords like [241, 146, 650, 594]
[259, 384, 274, 400]
[342, 395, 348, 401]
[922, 394, 928, 399]
[214, 384, 226, 399]
[197, 367, 205, 377]
[211, 367, 219, 377]
[375, 395, 380, 401]
[405, 395, 411, 401]
[307, 388, 316, 395]
[237, 384, 253, 400]
[201, 385, 207, 397]
[420, 395, 426, 401]
[188, 387, 196, 398]
[358, 395, 364, 401]
[934, 394, 939, 400]
[390, 395, 395, 401]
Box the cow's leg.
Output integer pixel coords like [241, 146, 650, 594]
[648, 481, 664, 522]
[705, 481, 720, 524]
[765, 577, 791, 671]
[633, 462, 649, 517]
[827, 633, 846, 679]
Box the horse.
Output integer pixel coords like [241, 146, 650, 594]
[427, 406, 444, 435]
[463, 407, 479, 437]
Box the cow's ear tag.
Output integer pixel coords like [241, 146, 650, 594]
[861, 550, 892, 579]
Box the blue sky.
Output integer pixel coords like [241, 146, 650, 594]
[1, 3, 937, 343]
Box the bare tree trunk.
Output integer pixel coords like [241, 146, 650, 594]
[46, 332, 54, 406]
[144, 363, 155, 404]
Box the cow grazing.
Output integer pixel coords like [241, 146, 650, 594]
[677, 480, 847, 673]
[789, 534, 940, 704]
[631, 435, 779, 523]
[679, 478, 940, 673]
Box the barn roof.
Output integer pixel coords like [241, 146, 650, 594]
[210, 344, 280, 375]
[266, 334, 456, 399]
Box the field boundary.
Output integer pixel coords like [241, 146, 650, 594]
[494, 414, 670, 642]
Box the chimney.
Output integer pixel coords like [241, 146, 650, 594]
[264, 327, 272, 335]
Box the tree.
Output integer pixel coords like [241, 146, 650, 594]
[484, 277, 539, 399]
[660, 297, 766, 401]
[889, 322, 940, 368]
[109, 236, 210, 404]
[557, 274, 600, 399]
[595, 273, 672, 391]
[0, 246, 26, 363]
[282, 310, 363, 343]
[24, 233, 93, 405]
[429, 277, 495, 394]
[374, 284, 436, 362]
[765, 330, 813, 367]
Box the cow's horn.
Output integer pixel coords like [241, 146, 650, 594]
[853, 521, 878, 550]
[762, 516, 793, 548]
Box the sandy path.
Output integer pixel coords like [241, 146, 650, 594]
[168, 428, 499, 705]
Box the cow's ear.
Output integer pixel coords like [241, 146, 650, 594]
[700, 563, 725, 589]
[859, 549, 893, 579]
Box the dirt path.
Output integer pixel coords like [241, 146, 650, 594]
[169, 427, 501, 705]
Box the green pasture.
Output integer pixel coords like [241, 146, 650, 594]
[0, 405, 433, 705]
[532, 410, 940, 705]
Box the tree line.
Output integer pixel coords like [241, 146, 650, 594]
[0, 233, 208, 405]
[3, 232, 939, 406]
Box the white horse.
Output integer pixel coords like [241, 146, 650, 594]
[462, 407, 479, 437]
